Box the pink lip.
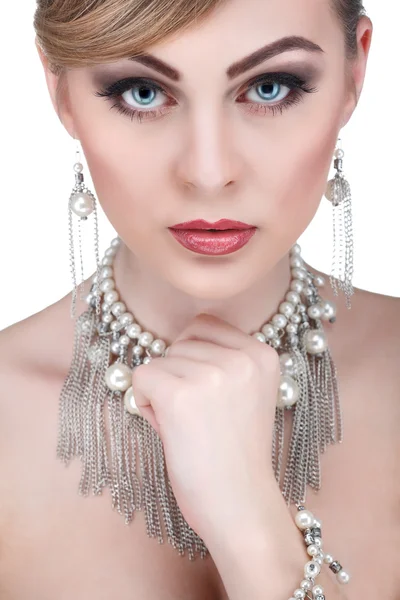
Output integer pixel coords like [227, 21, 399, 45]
[170, 218, 254, 230]
[169, 227, 257, 256]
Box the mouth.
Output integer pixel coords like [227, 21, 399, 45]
[169, 218, 255, 231]
[168, 225, 257, 256]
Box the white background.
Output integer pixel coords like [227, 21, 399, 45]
[1, 1, 398, 331]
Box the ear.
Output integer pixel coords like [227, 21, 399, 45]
[341, 16, 373, 128]
[35, 37, 76, 139]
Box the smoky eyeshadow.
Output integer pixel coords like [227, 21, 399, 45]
[89, 57, 323, 93]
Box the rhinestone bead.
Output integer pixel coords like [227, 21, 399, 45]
[329, 561, 342, 574]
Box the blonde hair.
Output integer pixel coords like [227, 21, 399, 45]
[34, 0, 366, 76]
[34, 0, 226, 75]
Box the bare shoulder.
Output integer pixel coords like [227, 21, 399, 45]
[0, 288, 90, 450]
[0, 288, 88, 379]
[311, 269, 400, 367]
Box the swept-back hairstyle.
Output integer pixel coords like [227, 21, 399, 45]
[34, 0, 367, 87]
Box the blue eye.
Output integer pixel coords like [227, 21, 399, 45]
[123, 83, 166, 108]
[94, 72, 318, 122]
[251, 81, 289, 103]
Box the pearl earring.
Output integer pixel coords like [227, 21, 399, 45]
[324, 138, 354, 309]
[68, 139, 101, 319]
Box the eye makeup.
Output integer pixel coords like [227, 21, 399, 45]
[91, 62, 320, 123]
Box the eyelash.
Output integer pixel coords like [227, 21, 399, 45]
[94, 72, 318, 123]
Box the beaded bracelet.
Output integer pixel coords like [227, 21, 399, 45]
[286, 504, 351, 600]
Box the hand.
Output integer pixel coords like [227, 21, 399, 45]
[131, 313, 281, 543]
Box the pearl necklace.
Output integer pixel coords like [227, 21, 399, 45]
[85, 237, 337, 417]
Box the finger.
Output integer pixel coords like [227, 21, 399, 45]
[141, 355, 224, 383]
[168, 339, 246, 371]
[174, 313, 276, 373]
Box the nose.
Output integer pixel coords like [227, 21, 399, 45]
[175, 107, 243, 195]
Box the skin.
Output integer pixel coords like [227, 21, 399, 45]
[1, 0, 399, 599]
[37, 0, 371, 345]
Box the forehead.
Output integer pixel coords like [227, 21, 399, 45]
[147, 0, 339, 70]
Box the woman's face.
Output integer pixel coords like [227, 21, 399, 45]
[41, 0, 370, 300]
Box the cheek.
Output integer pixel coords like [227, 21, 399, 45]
[261, 120, 338, 232]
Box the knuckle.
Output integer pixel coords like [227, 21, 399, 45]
[259, 343, 280, 374]
[205, 364, 225, 387]
[234, 350, 257, 379]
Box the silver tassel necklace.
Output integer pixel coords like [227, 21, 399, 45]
[57, 237, 342, 561]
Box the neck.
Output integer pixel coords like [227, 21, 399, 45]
[110, 241, 294, 345]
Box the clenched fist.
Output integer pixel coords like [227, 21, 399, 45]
[132, 313, 281, 543]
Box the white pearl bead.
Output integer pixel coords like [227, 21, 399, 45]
[286, 291, 300, 305]
[334, 148, 345, 159]
[253, 332, 266, 343]
[143, 356, 152, 365]
[151, 339, 167, 356]
[111, 237, 121, 247]
[290, 279, 304, 293]
[304, 329, 328, 354]
[324, 554, 334, 564]
[105, 247, 118, 257]
[99, 278, 115, 293]
[100, 266, 113, 279]
[104, 290, 119, 305]
[295, 510, 315, 530]
[314, 556, 324, 565]
[312, 585, 324, 596]
[111, 302, 126, 317]
[304, 560, 320, 578]
[293, 590, 305, 599]
[307, 304, 322, 320]
[102, 256, 113, 266]
[290, 256, 304, 269]
[102, 313, 113, 324]
[132, 345, 144, 357]
[292, 267, 307, 281]
[110, 320, 123, 332]
[306, 544, 319, 557]
[105, 363, 132, 391]
[261, 323, 276, 339]
[279, 352, 296, 376]
[279, 301, 295, 318]
[314, 537, 322, 548]
[272, 314, 287, 329]
[119, 312, 134, 327]
[85, 293, 93, 305]
[119, 335, 130, 346]
[291, 243, 301, 255]
[74, 162, 83, 173]
[314, 275, 325, 287]
[286, 323, 297, 334]
[124, 386, 141, 415]
[139, 332, 154, 347]
[320, 299, 336, 321]
[300, 580, 312, 591]
[70, 192, 94, 217]
[277, 375, 299, 408]
[313, 518, 322, 527]
[127, 323, 142, 339]
[111, 341, 121, 355]
[336, 570, 350, 584]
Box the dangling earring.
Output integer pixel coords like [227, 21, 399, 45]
[68, 139, 101, 319]
[325, 138, 354, 309]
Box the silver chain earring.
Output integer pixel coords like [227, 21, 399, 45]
[324, 138, 354, 309]
[68, 139, 101, 319]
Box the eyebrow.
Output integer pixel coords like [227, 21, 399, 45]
[128, 35, 324, 82]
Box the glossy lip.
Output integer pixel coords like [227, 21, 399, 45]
[169, 227, 257, 256]
[169, 218, 255, 230]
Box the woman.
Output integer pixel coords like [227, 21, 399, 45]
[0, 0, 398, 598]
